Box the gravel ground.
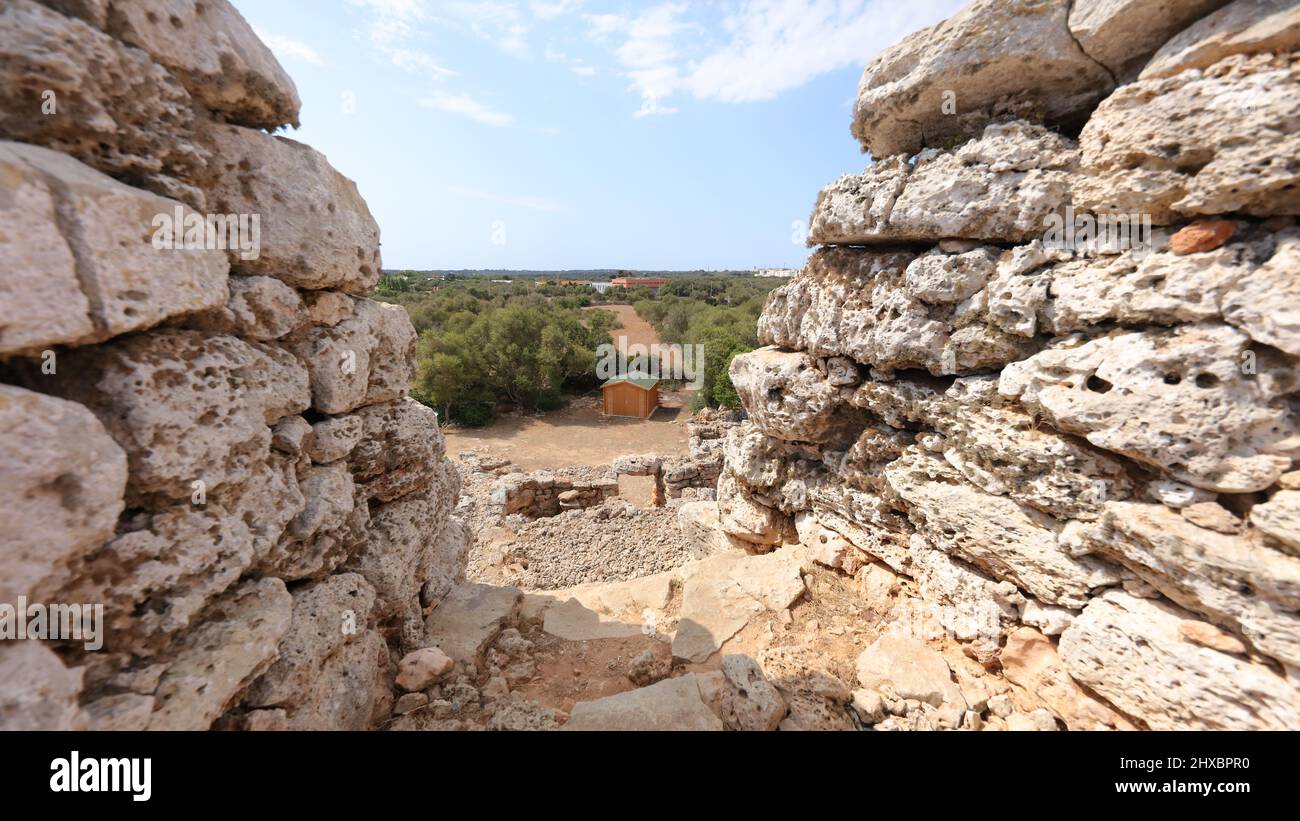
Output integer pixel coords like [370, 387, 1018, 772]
[456, 452, 699, 590]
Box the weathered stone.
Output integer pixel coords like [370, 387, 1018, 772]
[0, 141, 228, 356]
[850, 689, 885, 724]
[104, 0, 301, 129]
[148, 578, 292, 730]
[270, 415, 312, 457]
[0, 385, 126, 603]
[1221, 228, 1300, 355]
[352, 477, 459, 621]
[673, 549, 806, 663]
[1000, 325, 1296, 493]
[289, 300, 415, 415]
[347, 399, 446, 502]
[83, 693, 155, 731]
[1141, 0, 1300, 79]
[718, 654, 787, 731]
[185, 275, 306, 341]
[1019, 599, 1076, 636]
[1253, 490, 1300, 554]
[717, 469, 787, 547]
[307, 415, 365, 464]
[54, 454, 301, 655]
[0, 1, 205, 194]
[1170, 218, 1237, 255]
[1068, 0, 1231, 78]
[907, 538, 1024, 651]
[1058, 590, 1300, 729]
[812, 122, 1078, 245]
[486, 700, 561, 731]
[795, 511, 870, 574]
[884, 451, 1115, 608]
[541, 597, 646, 641]
[1181, 501, 1244, 534]
[855, 634, 966, 715]
[245, 573, 376, 710]
[1065, 501, 1300, 667]
[41, 329, 308, 502]
[931, 382, 1135, 520]
[729, 347, 866, 444]
[564, 675, 723, 731]
[1179, 619, 1250, 654]
[423, 583, 522, 667]
[1000, 626, 1134, 730]
[280, 628, 388, 731]
[199, 123, 381, 293]
[263, 463, 366, 580]
[760, 247, 1038, 377]
[1075, 52, 1300, 222]
[850, 0, 1113, 158]
[0, 642, 85, 730]
[1042, 231, 1267, 335]
[396, 647, 455, 692]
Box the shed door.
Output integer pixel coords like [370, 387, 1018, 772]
[609, 385, 642, 417]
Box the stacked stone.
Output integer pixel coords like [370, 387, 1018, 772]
[718, 0, 1300, 730]
[488, 471, 620, 519]
[0, 1, 465, 730]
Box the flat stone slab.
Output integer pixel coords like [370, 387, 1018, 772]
[541, 597, 647, 641]
[522, 572, 674, 624]
[424, 583, 522, 666]
[672, 549, 806, 663]
[564, 675, 723, 731]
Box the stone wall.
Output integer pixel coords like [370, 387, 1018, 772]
[717, 0, 1300, 730]
[0, 1, 464, 730]
[488, 471, 621, 519]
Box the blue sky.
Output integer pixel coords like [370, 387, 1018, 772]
[232, 0, 962, 271]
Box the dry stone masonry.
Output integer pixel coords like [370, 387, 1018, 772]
[0, 1, 465, 730]
[714, 0, 1300, 730]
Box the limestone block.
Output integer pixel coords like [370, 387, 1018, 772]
[1058, 590, 1300, 729]
[104, 0, 301, 129]
[289, 300, 416, 415]
[1068, 0, 1231, 78]
[1141, 0, 1300, 79]
[850, 0, 1113, 157]
[0, 141, 228, 356]
[1075, 52, 1300, 222]
[811, 122, 1078, 245]
[0, 385, 126, 603]
[1000, 324, 1296, 492]
[200, 123, 381, 293]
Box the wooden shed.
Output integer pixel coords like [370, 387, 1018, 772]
[601, 374, 660, 419]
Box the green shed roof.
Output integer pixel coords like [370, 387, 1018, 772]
[602, 373, 660, 390]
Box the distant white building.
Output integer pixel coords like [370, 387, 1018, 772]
[590, 282, 614, 294]
[752, 268, 797, 278]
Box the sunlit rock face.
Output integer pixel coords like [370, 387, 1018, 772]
[0, 1, 462, 730]
[716, 0, 1300, 730]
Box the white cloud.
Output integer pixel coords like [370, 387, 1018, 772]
[254, 29, 325, 66]
[687, 0, 961, 103]
[570, 64, 596, 76]
[530, 0, 585, 20]
[588, 3, 687, 117]
[437, 1, 530, 56]
[446, 185, 565, 213]
[420, 92, 514, 127]
[586, 0, 961, 116]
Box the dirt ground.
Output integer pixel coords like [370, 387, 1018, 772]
[444, 304, 695, 471]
